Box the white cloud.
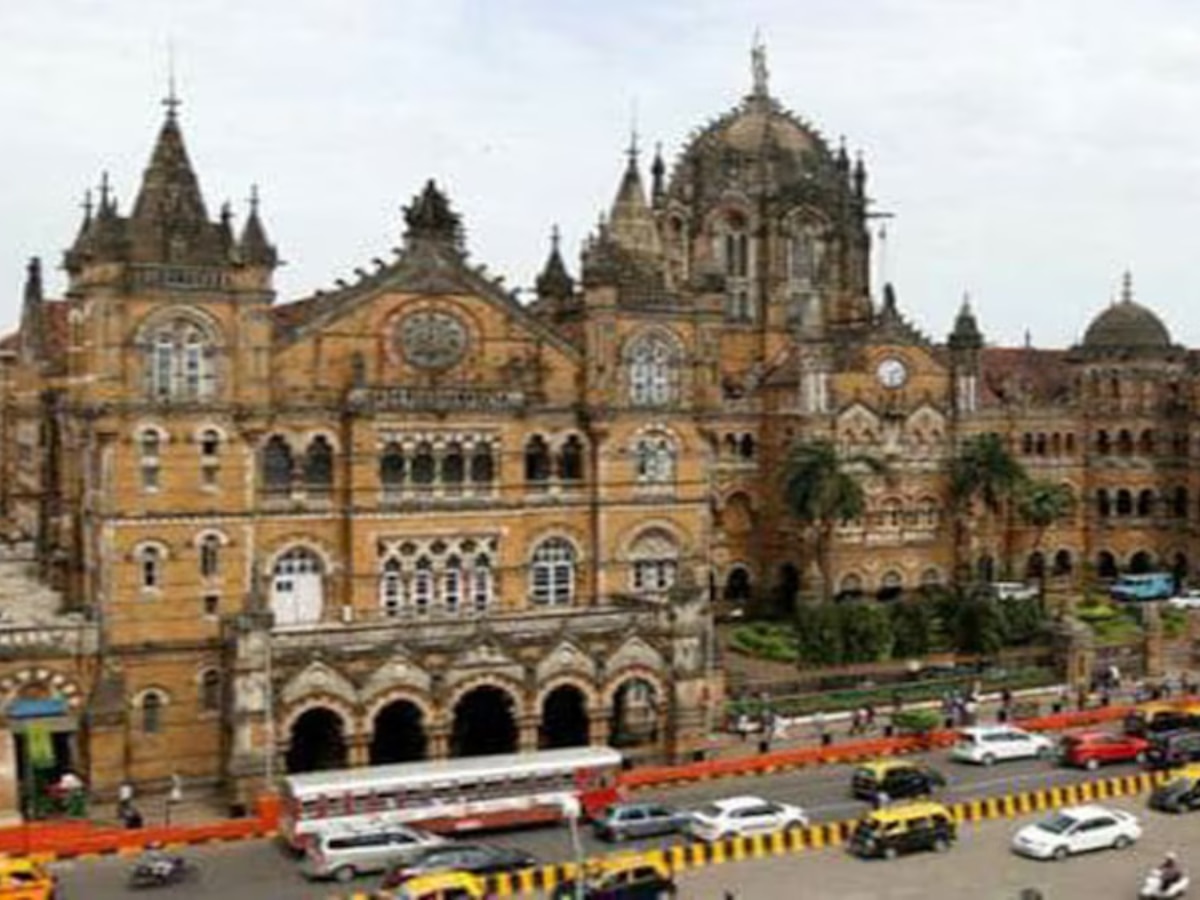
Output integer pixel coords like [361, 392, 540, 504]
[2, 0, 1200, 348]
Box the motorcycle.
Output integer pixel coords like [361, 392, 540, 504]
[1140, 868, 1190, 900]
[127, 855, 198, 889]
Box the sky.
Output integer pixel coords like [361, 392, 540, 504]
[3, 0, 1200, 348]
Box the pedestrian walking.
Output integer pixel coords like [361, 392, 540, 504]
[812, 710, 826, 745]
[850, 707, 863, 736]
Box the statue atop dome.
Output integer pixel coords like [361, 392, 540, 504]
[751, 33, 769, 97]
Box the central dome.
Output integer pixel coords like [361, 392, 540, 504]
[1081, 299, 1171, 351]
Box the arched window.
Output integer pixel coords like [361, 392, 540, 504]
[1117, 430, 1134, 456]
[720, 212, 752, 321]
[1035, 433, 1047, 456]
[470, 443, 494, 485]
[413, 558, 433, 614]
[881, 498, 903, 529]
[412, 441, 435, 486]
[738, 434, 756, 459]
[380, 442, 405, 493]
[443, 556, 462, 613]
[139, 428, 163, 491]
[1097, 489, 1111, 518]
[139, 546, 163, 589]
[1137, 489, 1156, 517]
[635, 435, 676, 484]
[303, 436, 334, 491]
[200, 429, 221, 458]
[1096, 431, 1110, 455]
[917, 497, 938, 527]
[1116, 489, 1133, 516]
[380, 557, 404, 616]
[1053, 549, 1073, 576]
[1065, 433, 1076, 454]
[141, 691, 165, 734]
[442, 441, 465, 486]
[627, 333, 678, 407]
[140, 430, 162, 458]
[261, 436, 293, 493]
[199, 534, 221, 579]
[558, 436, 584, 482]
[524, 436, 551, 484]
[1140, 429, 1156, 455]
[199, 670, 221, 713]
[143, 318, 217, 401]
[1175, 487, 1189, 519]
[629, 529, 679, 597]
[471, 555, 492, 612]
[1022, 433, 1034, 455]
[530, 538, 576, 605]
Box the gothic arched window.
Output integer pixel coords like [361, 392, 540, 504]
[635, 435, 677, 484]
[261, 436, 293, 493]
[141, 691, 165, 734]
[626, 332, 678, 407]
[199, 670, 221, 713]
[380, 442, 406, 492]
[524, 435, 551, 484]
[303, 436, 334, 490]
[470, 443, 495, 485]
[530, 538, 577, 605]
[199, 534, 221, 579]
[442, 441, 465, 486]
[412, 441, 436, 486]
[629, 529, 680, 597]
[558, 436, 584, 482]
[380, 557, 404, 616]
[142, 318, 218, 402]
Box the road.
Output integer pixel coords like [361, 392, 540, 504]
[48, 743, 1155, 899]
[681, 796, 1200, 899]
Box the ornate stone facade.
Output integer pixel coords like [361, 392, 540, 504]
[0, 49, 1193, 803]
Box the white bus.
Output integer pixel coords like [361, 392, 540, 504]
[280, 746, 623, 849]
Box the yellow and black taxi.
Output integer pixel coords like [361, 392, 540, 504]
[1149, 763, 1200, 813]
[1124, 702, 1200, 737]
[549, 855, 676, 899]
[0, 858, 58, 900]
[848, 802, 957, 860]
[388, 869, 488, 900]
[851, 760, 946, 804]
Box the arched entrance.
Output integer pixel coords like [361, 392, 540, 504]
[1026, 552, 1045, 580]
[976, 555, 996, 583]
[286, 708, 348, 773]
[271, 547, 325, 627]
[451, 686, 518, 758]
[369, 699, 428, 765]
[1097, 551, 1118, 579]
[775, 563, 800, 617]
[1173, 553, 1189, 588]
[876, 571, 903, 602]
[723, 567, 752, 603]
[1130, 551, 1154, 574]
[609, 678, 660, 748]
[539, 685, 589, 749]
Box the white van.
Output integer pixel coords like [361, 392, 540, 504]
[990, 582, 1039, 601]
[299, 817, 445, 883]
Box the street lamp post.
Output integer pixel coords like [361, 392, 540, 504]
[561, 796, 585, 900]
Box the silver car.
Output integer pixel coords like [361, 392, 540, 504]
[299, 820, 446, 882]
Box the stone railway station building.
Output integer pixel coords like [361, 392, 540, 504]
[0, 52, 1194, 805]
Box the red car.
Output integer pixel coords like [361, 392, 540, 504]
[1060, 731, 1150, 770]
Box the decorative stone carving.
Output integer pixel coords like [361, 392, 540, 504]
[398, 309, 468, 370]
[280, 661, 358, 708]
[536, 641, 597, 684]
[361, 656, 433, 702]
[606, 636, 664, 677]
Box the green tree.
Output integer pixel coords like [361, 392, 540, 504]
[795, 602, 843, 666]
[890, 597, 933, 658]
[952, 588, 1006, 656]
[1017, 479, 1075, 595]
[839, 602, 894, 663]
[783, 439, 887, 604]
[947, 434, 1028, 584]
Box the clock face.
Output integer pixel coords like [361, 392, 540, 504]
[876, 357, 908, 389]
[397, 310, 468, 370]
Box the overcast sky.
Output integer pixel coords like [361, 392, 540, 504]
[3, 0, 1200, 348]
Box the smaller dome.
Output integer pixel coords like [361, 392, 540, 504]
[1081, 300, 1171, 351]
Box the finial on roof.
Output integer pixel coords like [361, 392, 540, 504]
[81, 189, 93, 224]
[551, 224, 561, 252]
[1121, 269, 1133, 304]
[751, 30, 769, 97]
[163, 39, 181, 120]
[99, 171, 111, 210]
[1024, 328, 1032, 348]
[249, 183, 260, 214]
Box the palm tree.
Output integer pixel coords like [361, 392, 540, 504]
[1017, 479, 1075, 597]
[947, 434, 1028, 585]
[782, 438, 887, 604]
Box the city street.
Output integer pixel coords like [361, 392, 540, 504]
[49, 743, 1152, 899]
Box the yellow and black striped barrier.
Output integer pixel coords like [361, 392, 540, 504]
[329, 769, 1176, 898]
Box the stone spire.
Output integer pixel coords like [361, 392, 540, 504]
[131, 89, 209, 227]
[403, 179, 465, 256]
[751, 32, 770, 98]
[949, 293, 983, 350]
[650, 143, 666, 207]
[238, 185, 278, 268]
[19, 257, 44, 358]
[608, 137, 661, 256]
[535, 225, 575, 302]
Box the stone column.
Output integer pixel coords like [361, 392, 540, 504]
[347, 734, 370, 768]
[588, 708, 611, 747]
[518, 715, 540, 753]
[428, 724, 450, 760]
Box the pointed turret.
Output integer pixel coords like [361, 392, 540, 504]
[402, 179, 465, 257]
[131, 93, 209, 227]
[608, 140, 661, 256]
[948, 294, 983, 351]
[853, 153, 867, 200]
[19, 257, 44, 359]
[535, 226, 575, 303]
[650, 144, 666, 208]
[239, 186, 278, 268]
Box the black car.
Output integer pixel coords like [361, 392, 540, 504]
[851, 761, 946, 804]
[1149, 770, 1200, 813]
[379, 844, 537, 890]
[1146, 729, 1200, 769]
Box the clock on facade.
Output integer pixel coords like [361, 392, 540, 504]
[876, 356, 908, 389]
[397, 309, 468, 370]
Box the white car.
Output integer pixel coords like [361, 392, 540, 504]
[990, 581, 1039, 601]
[950, 725, 1056, 766]
[687, 795, 808, 842]
[1011, 805, 1141, 861]
[1168, 589, 1200, 610]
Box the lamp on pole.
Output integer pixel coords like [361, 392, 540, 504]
[560, 795, 585, 900]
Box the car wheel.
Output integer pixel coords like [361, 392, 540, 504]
[1036, 746, 1053, 760]
[932, 837, 949, 853]
[1085, 758, 1100, 771]
[1051, 846, 1070, 861]
[1135, 751, 1147, 765]
[982, 753, 996, 767]
[883, 846, 899, 861]
[1113, 834, 1132, 850]
[333, 865, 356, 883]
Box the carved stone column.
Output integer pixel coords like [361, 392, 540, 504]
[518, 715, 540, 753]
[587, 707, 611, 747]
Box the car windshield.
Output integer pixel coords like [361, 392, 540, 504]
[1036, 813, 1077, 835]
[695, 804, 725, 819]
